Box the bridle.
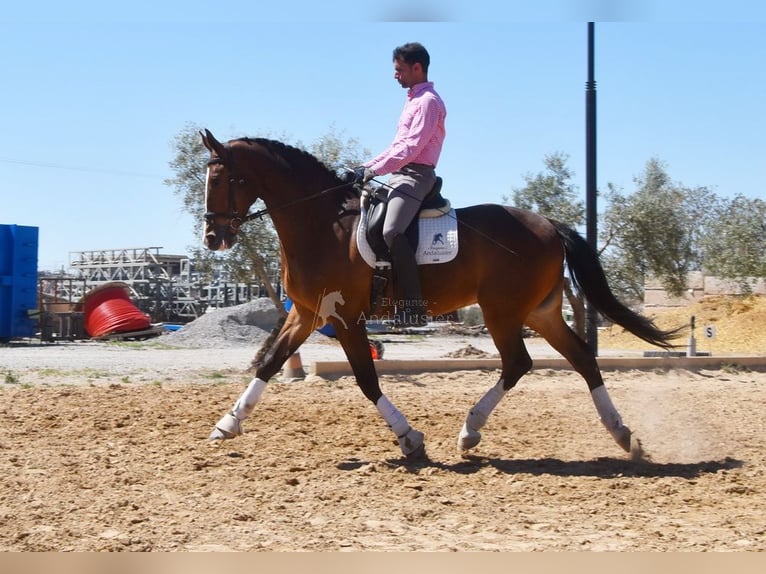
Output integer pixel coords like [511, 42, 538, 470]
[204, 151, 263, 234]
[204, 145, 358, 234]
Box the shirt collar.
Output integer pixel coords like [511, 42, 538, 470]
[407, 81, 434, 99]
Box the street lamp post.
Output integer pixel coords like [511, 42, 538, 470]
[585, 22, 598, 355]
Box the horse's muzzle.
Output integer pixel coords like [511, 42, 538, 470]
[204, 227, 238, 251]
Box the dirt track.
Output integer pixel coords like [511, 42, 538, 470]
[2, 340, 765, 551]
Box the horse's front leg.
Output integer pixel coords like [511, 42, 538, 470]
[209, 306, 311, 440]
[334, 322, 426, 459]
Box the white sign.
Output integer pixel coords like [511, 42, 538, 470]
[704, 325, 717, 339]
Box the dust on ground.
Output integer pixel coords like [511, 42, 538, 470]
[1, 296, 765, 551]
[1, 366, 764, 551]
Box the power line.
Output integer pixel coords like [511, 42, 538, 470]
[0, 157, 164, 179]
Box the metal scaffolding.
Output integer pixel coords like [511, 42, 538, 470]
[37, 247, 272, 340]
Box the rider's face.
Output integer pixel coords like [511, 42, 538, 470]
[393, 58, 423, 89]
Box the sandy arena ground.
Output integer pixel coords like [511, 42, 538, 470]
[1, 329, 765, 551]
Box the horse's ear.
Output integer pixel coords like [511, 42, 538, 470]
[201, 129, 225, 157]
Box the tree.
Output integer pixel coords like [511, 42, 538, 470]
[700, 194, 766, 289]
[599, 158, 715, 301]
[509, 152, 761, 314]
[164, 122, 220, 281]
[507, 152, 587, 337]
[507, 152, 585, 227]
[308, 122, 369, 175]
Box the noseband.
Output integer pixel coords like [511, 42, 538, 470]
[204, 151, 263, 234]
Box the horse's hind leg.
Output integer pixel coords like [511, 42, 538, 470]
[458, 320, 532, 451]
[526, 302, 633, 453]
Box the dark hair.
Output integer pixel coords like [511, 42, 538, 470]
[392, 42, 430, 74]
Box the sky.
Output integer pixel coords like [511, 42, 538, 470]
[2, 1, 765, 272]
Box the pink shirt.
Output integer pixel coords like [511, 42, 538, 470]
[365, 81, 446, 176]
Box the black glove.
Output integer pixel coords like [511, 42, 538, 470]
[351, 166, 375, 186]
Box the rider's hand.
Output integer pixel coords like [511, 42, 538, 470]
[352, 166, 375, 186]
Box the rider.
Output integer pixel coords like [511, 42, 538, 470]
[352, 42, 447, 328]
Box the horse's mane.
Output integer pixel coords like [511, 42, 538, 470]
[232, 137, 359, 209]
[233, 137, 342, 182]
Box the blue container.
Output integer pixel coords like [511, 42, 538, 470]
[0, 225, 39, 341]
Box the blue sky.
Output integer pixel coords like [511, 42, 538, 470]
[2, 2, 765, 271]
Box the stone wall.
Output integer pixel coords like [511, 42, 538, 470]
[644, 272, 766, 310]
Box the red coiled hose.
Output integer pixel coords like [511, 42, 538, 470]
[81, 283, 150, 338]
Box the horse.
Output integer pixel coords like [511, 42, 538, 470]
[200, 129, 679, 460]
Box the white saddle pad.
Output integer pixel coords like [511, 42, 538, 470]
[356, 207, 459, 268]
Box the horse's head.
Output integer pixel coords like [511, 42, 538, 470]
[200, 128, 355, 252]
[328, 290, 345, 305]
[200, 129, 254, 251]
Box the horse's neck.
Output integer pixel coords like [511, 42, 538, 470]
[269, 194, 355, 259]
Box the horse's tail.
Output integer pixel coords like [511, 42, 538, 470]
[549, 219, 683, 349]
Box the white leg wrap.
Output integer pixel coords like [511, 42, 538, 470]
[458, 379, 508, 450]
[375, 395, 410, 438]
[591, 385, 623, 431]
[375, 395, 424, 457]
[231, 377, 268, 420]
[210, 377, 268, 440]
[468, 380, 507, 430]
[591, 385, 633, 451]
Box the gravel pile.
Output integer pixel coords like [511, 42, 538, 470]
[161, 299, 281, 348]
[443, 344, 496, 358]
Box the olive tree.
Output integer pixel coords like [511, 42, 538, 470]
[700, 194, 766, 290]
[600, 158, 719, 301]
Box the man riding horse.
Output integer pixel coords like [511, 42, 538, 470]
[352, 42, 446, 328]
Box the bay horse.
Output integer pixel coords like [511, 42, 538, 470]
[200, 129, 678, 460]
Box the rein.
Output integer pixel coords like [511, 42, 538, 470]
[204, 149, 356, 229]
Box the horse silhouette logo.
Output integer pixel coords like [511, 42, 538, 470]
[315, 290, 348, 330]
[432, 232, 445, 247]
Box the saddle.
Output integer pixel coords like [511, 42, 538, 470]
[364, 177, 450, 262]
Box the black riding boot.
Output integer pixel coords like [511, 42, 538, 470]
[389, 234, 427, 328]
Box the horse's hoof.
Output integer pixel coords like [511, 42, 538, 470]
[611, 424, 632, 453]
[457, 422, 482, 451]
[405, 442, 427, 461]
[398, 428, 425, 459]
[209, 427, 235, 440]
[208, 412, 242, 440]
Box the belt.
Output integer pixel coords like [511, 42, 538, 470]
[406, 162, 435, 169]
